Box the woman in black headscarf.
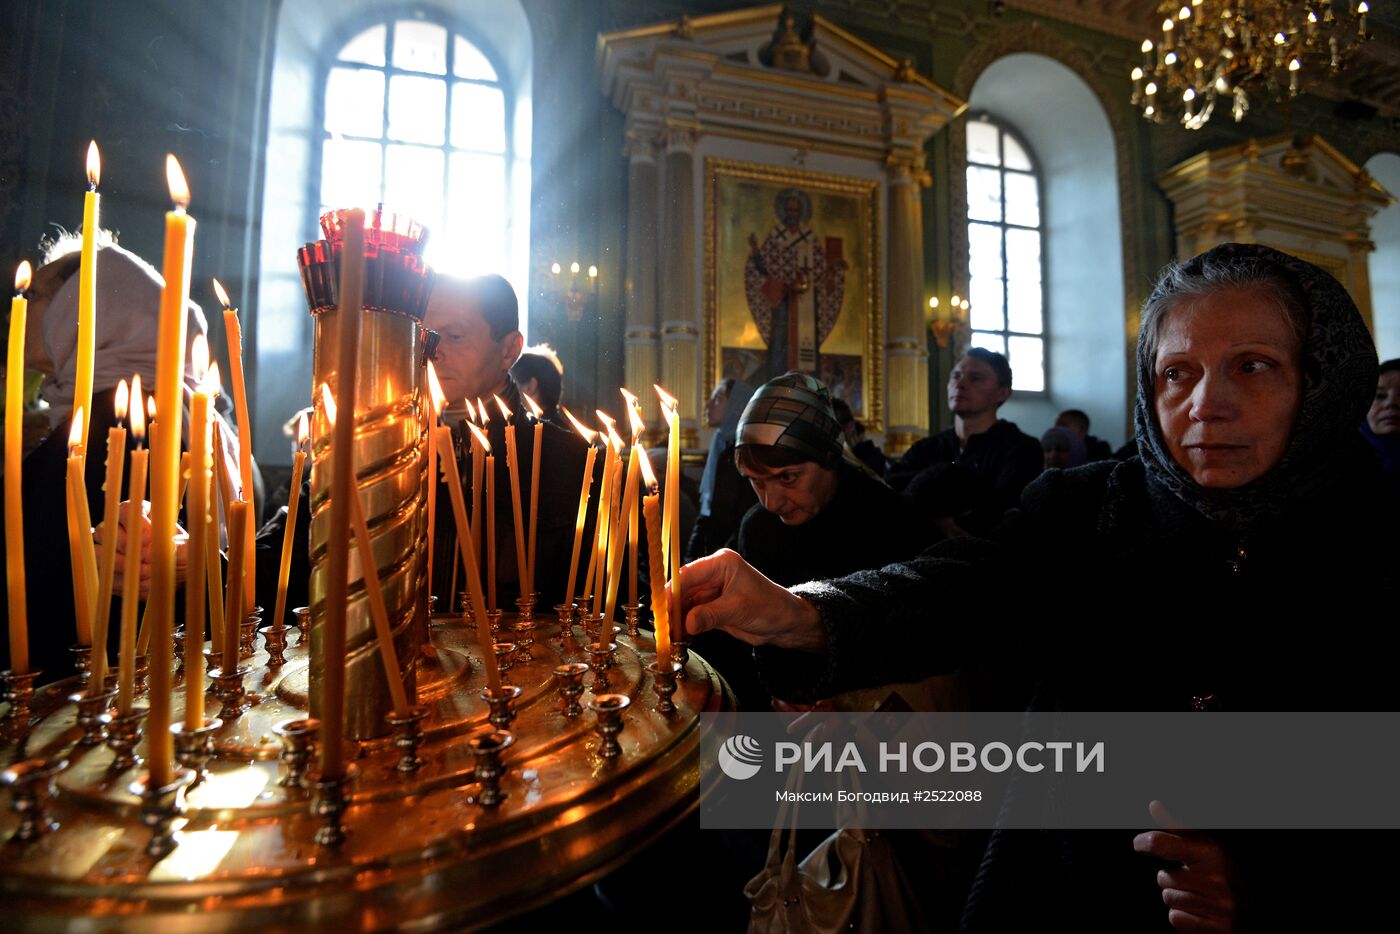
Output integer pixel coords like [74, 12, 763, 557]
[681, 244, 1399, 932]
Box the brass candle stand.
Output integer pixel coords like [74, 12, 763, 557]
[69, 687, 116, 746]
[622, 603, 641, 638]
[2, 669, 40, 732]
[1, 601, 730, 930]
[260, 621, 291, 667]
[68, 644, 92, 687]
[105, 707, 148, 772]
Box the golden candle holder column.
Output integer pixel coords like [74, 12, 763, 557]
[69, 688, 115, 746]
[553, 663, 589, 718]
[486, 609, 504, 638]
[514, 594, 536, 624]
[672, 639, 693, 680]
[306, 762, 358, 848]
[386, 704, 429, 772]
[172, 631, 186, 680]
[492, 642, 516, 681]
[587, 642, 617, 695]
[105, 708, 147, 772]
[582, 612, 604, 644]
[622, 603, 641, 639]
[648, 660, 681, 715]
[260, 622, 290, 667]
[292, 606, 310, 647]
[511, 620, 536, 663]
[213, 666, 248, 721]
[239, 609, 262, 660]
[1, 670, 40, 733]
[128, 767, 195, 859]
[68, 644, 92, 687]
[481, 685, 522, 731]
[588, 694, 630, 759]
[553, 602, 577, 633]
[274, 717, 319, 789]
[170, 716, 221, 784]
[0, 757, 66, 842]
[467, 730, 513, 808]
[132, 655, 149, 695]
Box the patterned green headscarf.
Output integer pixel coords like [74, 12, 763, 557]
[737, 371, 844, 467]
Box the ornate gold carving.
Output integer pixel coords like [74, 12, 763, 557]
[703, 157, 884, 433]
[766, 12, 814, 74]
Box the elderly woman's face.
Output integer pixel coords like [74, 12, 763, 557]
[1153, 288, 1302, 488]
[1368, 370, 1400, 437]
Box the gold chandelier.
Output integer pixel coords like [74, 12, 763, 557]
[1132, 0, 1373, 129]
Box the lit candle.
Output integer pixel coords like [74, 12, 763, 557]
[475, 396, 488, 573]
[117, 378, 147, 715]
[639, 448, 669, 661]
[495, 395, 529, 601]
[183, 338, 212, 727]
[656, 385, 683, 629]
[321, 386, 411, 716]
[486, 443, 497, 613]
[622, 391, 644, 609]
[75, 141, 100, 453]
[523, 393, 544, 599]
[590, 414, 620, 616]
[425, 364, 442, 600]
[205, 416, 227, 654]
[320, 209, 365, 780]
[223, 500, 247, 669]
[5, 262, 31, 674]
[64, 409, 96, 647]
[146, 154, 195, 784]
[272, 414, 307, 632]
[603, 429, 639, 626]
[561, 408, 598, 608]
[89, 379, 129, 696]
[212, 278, 255, 618]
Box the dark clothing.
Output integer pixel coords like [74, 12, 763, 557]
[850, 438, 888, 476]
[756, 455, 1399, 932]
[885, 420, 1043, 535]
[254, 477, 311, 627]
[1083, 434, 1114, 461]
[685, 441, 757, 562]
[697, 463, 934, 709]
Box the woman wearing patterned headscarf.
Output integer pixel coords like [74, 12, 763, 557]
[693, 371, 933, 710]
[681, 244, 1399, 931]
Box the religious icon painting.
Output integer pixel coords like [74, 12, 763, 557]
[705, 158, 882, 431]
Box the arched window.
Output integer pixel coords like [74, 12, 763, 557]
[319, 17, 513, 278]
[965, 115, 1046, 393]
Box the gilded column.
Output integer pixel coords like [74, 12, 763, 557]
[659, 119, 701, 448]
[885, 154, 930, 455]
[624, 126, 662, 429]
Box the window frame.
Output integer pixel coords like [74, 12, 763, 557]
[310, 8, 516, 254]
[964, 112, 1049, 398]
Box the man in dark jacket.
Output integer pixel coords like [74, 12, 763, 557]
[886, 348, 1042, 535]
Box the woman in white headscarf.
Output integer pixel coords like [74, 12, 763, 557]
[1, 235, 249, 682]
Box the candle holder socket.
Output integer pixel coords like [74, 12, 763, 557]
[385, 704, 429, 773]
[2, 669, 40, 732]
[0, 757, 68, 842]
[273, 717, 320, 789]
[69, 644, 93, 687]
[622, 603, 641, 638]
[492, 642, 516, 679]
[306, 762, 358, 848]
[582, 612, 605, 643]
[511, 620, 536, 663]
[105, 707, 148, 772]
[553, 663, 590, 718]
[586, 642, 617, 695]
[515, 594, 537, 623]
[588, 693, 631, 759]
[172, 631, 186, 679]
[481, 684, 523, 731]
[292, 606, 310, 646]
[672, 639, 693, 680]
[212, 666, 248, 721]
[204, 650, 223, 690]
[171, 716, 222, 784]
[128, 767, 195, 860]
[554, 601, 577, 630]
[485, 609, 504, 637]
[239, 612, 261, 660]
[133, 655, 150, 696]
[69, 688, 116, 746]
[467, 730, 514, 807]
[259, 623, 290, 667]
[648, 660, 682, 715]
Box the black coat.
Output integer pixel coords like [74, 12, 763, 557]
[756, 455, 1400, 932]
[685, 440, 757, 562]
[885, 420, 1043, 535]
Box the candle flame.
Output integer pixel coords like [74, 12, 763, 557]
[320, 383, 337, 426]
[606, 422, 625, 452]
[166, 154, 190, 209]
[190, 333, 209, 382]
[114, 379, 129, 420]
[625, 397, 645, 442]
[562, 406, 597, 444]
[477, 397, 489, 424]
[130, 375, 145, 441]
[206, 361, 222, 395]
[68, 407, 85, 453]
[464, 396, 477, 423]
[494, 394, 512, 419]
[654, 384, 678, 412]
[426, 361, 445, 414]
[523, 393, 543, 419]
[146, 395, 157, 422]
[596, 409, 616, 435]
[638, 444, 658, 493]
[86, 141, 101, 189]
[15, 261, 31, 293]
[211, 277, 232, 311]
[468, 421, 492, 453]
[296, 412, 309, 446]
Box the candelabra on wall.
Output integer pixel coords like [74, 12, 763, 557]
[547, 260, 599, 321]
[928, 293, 970, 350]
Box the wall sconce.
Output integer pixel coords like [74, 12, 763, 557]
[928, 294, 970, 349]
[550, 260, 599, 321]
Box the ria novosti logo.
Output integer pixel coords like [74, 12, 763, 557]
[717, 734, 764, 780]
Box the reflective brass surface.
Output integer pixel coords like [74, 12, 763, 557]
[0, 616, 729, 930]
